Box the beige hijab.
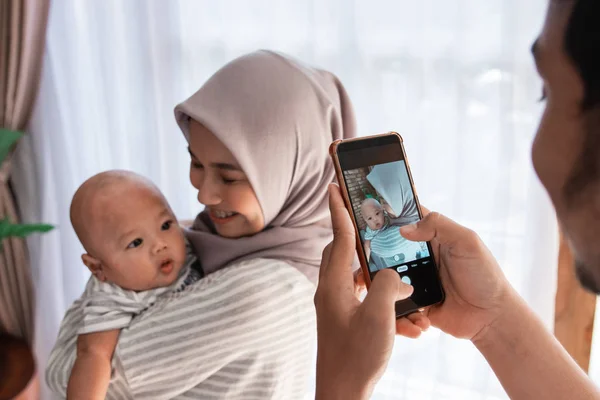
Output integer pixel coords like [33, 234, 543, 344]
[174, 50, 356, 283]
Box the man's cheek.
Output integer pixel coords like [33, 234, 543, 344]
[532, 129, 563, 195]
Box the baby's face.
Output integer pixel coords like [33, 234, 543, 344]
[91, 186, 187, 291]
[362, 201, 385, 231]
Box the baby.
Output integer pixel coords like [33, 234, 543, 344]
[48, 170, 202, 399]
[360, 198, 428, 271]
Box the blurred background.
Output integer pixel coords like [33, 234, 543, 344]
[6, 0, 593, 399]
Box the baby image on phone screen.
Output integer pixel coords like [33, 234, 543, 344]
[342, 160, 431, 272]
[360, 198, 428, 272]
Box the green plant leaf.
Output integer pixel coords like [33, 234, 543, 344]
[0, 219, 54, 238]
[0, 129, 23, 164]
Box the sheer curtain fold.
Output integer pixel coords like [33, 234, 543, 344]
[0, 0, 49, 344]
[14, 0, 554, 398]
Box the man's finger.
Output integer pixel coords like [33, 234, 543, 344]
[400, 211, 470, 245]
[395, 317, 423, 339]
[362, 269, 413, 314]
[321, 184, 356, 284]
[406, 312, 430, 331]
[353, 269, 367, 299]
[319, 242, 333, 281]
[352, 266, 369, 299]
[354, 268, 366, 287]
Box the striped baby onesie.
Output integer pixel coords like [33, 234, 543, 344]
[77, 252, 202, 335]
[45, 258, 317, 399]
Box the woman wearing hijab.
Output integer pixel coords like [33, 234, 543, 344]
[46, 50, 356, 399]
[366, 161, 419, 226]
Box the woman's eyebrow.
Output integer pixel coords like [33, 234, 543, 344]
[188, 147, 241, 171]
[211, 162, 242, 171]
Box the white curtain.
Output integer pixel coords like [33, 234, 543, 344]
[13, 0, 555, 399]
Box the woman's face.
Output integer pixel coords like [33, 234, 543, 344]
[188, 119, 265, 238]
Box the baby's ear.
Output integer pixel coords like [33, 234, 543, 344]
[82, 254, 106, 281]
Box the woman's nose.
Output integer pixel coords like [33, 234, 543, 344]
[197, 177, 221, 206]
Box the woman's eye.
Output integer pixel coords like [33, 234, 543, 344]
[161, 221, 173, 231]
[221, 177, 237, 185]
[127, 238, 143, 249]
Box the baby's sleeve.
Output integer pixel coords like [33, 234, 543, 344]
[78, 278, 151, 335]
[363, 226, 376, 241]
[184, 238, 204, 279]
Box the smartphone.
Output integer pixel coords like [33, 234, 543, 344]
[330, 132, 444, 317]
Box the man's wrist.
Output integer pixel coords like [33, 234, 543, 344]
[315, 363, 373, 400]
[471, 288, 525, 350]
[315, 377, 372, 400]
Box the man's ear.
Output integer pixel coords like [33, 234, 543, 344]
[82, 254, 106, 281]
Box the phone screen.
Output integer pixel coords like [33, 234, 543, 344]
[337, 134, 444, 315]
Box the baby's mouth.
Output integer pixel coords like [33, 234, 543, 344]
[159, 258, 174, 274]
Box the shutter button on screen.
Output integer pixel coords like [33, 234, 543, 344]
[401, 276, 412, 285]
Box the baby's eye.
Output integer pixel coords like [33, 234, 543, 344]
[128, 238, 143, 249]
[161, 221, 173, 231]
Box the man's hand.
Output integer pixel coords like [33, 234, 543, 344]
[314, 184, 424, 399]
[400, 209, 513, 340]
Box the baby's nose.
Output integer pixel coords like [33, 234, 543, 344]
[153, 241, 167, 254]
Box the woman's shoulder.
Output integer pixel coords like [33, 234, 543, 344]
[204, 257, 310, 281]
[199, 258, 314, 297]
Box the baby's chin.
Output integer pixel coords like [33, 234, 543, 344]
[155, 260, 186, 287]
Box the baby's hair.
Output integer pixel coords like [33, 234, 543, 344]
[70, 170, 164, 253]
[360, 197, 383, 211]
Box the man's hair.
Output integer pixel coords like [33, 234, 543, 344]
[564, 0, 600, 110]
[563, 0, 600, 200]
